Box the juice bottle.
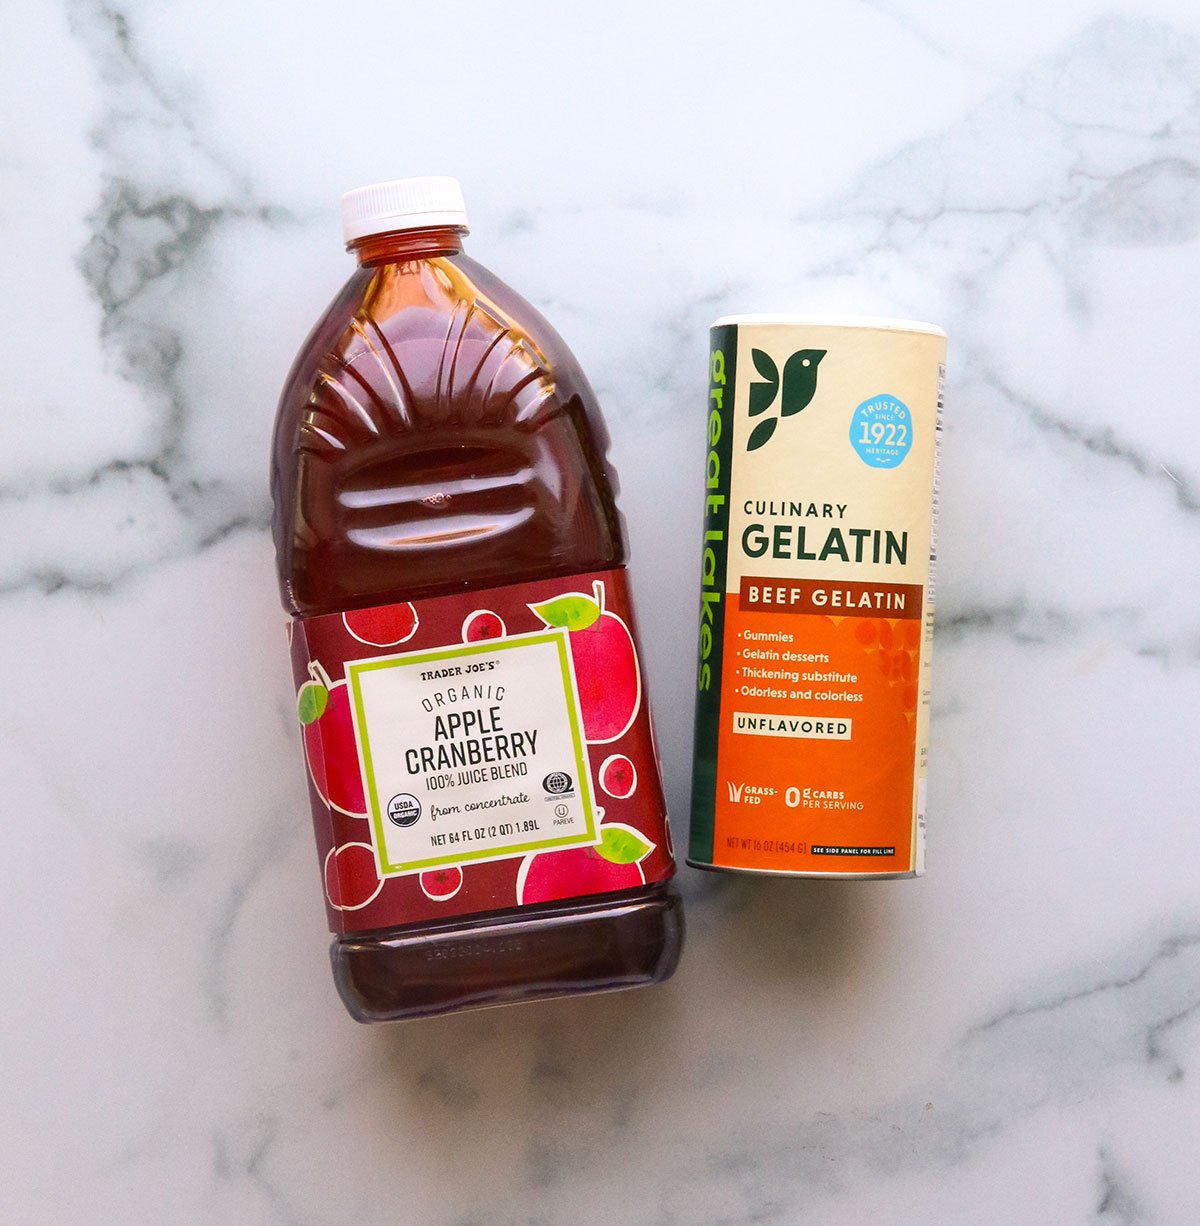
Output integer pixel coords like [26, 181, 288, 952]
[271, 177, 683, 1022]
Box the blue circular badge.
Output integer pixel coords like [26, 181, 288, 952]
[850, 394, 913, 468]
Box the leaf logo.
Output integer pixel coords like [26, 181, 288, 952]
[746, 347, 826, 450]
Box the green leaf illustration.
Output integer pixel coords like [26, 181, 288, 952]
[529, 594, 600, 631]
[297, 681, 329, 725]
[597, 825, 654, 864]
[751, 347, 779, 383]
[747, 417, 778, 451]
[749, 348, 780, 416]
[749, 383, 777, 416]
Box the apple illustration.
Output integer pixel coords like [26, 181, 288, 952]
[419, 866, 464, 901]
[342, 601, 418, 647]
[297, 661, 368, 817]
[516, 822, 653, 905]
[529, 580, 641, 743]
[462, 610, 506, 642]
[324, 842, 382, 910]
[598, 753, 637, 799]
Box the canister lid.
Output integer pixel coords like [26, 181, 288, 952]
[712, 313, 946, 338]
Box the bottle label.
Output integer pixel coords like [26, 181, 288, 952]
[289, 568, 674, 933]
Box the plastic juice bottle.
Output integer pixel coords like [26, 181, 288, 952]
[271, 177, 683, 1022]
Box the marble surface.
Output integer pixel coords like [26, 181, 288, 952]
[4, 1, 1200, 1221]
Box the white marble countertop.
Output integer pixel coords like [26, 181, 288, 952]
[5, 2, 1200, 1222]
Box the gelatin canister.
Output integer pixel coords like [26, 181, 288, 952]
[688, 315, 946, 878]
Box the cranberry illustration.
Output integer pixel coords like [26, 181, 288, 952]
[297, 662, 367, 817]
[516, 822, 653, 905]
[419, 866, 464, 901]
[598, 753, 637, 799]
[529, 581, 641, 743]
[517, 845, 642, 905]
[342, 602, 418, 647]
[324, 842, 382, 910]
[462, 610, 506, 642]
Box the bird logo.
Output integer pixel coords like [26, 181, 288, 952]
[746, 348, 826, 451]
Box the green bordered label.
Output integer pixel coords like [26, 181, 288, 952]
[347, 630, 598, 874]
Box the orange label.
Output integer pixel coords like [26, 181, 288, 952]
[712, 588, 923, 872]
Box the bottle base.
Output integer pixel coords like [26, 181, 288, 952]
[330, 883, 684, 1023]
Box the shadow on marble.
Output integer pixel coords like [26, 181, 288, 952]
[686, 870, 873, 987]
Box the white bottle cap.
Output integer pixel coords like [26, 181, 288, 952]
[340, 176, 469, 244]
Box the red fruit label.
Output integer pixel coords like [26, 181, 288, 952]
[289, 569, 675, 933]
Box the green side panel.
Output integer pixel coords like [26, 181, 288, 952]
[688, 324, 737, 863]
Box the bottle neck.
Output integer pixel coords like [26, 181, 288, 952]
[349, 226, 466, 266]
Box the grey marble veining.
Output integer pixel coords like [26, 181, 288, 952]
[3, 1, 1200, 1223]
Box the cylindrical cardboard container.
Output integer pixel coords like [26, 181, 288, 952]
[688, 315, 946, 878]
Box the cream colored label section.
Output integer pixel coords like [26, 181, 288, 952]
[725, 323, 944, 592]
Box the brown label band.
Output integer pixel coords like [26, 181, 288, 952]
[738, 576, 924, 620]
